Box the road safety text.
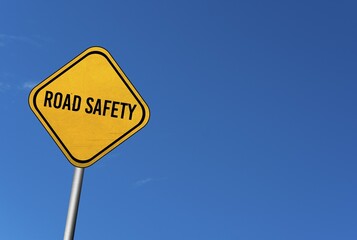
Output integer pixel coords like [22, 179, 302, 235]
[43, 90, 137, 120]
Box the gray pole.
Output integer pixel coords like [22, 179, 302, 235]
[64, 167, 85, 240]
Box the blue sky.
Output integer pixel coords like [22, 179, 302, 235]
[0, 0, 356, 239]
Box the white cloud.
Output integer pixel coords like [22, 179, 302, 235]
[0, 82, 11, 92]
[0, 34, 42, 47]
[0, 71, 38, 92]
[133, 178, 153, 187]
[21, 82, 36, 90]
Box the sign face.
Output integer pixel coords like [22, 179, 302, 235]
[29, 47, 150, 168]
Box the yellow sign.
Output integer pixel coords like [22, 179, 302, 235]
[29, 47, 150, 168]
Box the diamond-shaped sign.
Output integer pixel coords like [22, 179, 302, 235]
[29, 47, 150, 168]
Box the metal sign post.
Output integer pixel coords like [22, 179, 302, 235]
[64, 167, 85, 240]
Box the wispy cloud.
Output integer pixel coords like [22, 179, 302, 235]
[21, 81, 36, 90]
[133, 178, 153, 187]
[0, 72, 39, 93]
[0, 34, 43, 47]
[0, 82, 11, 92]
